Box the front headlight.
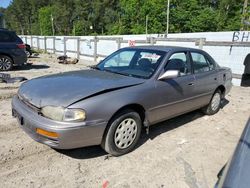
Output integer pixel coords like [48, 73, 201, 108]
[63, 109, 86, 122]
[41, 106, 65, 121]
[41, 106, 86, 122]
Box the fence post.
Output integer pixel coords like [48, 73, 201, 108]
[44, 36, 47, 53]
[116, 38, 122, 50]
[199, 38, 205, 49]
[37, 37, 40, 50]
[150, 37, 155, 45]
[94, 36, 98, 62]
[53, 37, 56, 53]
[64, 37, 67, 56]
[30, 36, 33, 48]
[77, 37, 80, 59]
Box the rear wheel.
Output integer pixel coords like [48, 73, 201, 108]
[202, 90, 222, 115]
[0, 55, 13, 71]
[101, 109, 142, 156]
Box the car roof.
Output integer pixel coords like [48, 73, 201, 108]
[126, 45, 203, 53]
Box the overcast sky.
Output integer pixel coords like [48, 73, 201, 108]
[0, 0, 12, 8]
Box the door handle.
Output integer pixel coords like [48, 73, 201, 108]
[188, 82, 195, 86]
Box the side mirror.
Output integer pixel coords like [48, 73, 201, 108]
[158, 70, 179, 80]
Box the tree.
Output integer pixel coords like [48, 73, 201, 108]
[119, 0, 166, 34]
[3, 0, 246, 35]
[38, 6, 53, 35]
[216, 0, 242, 31]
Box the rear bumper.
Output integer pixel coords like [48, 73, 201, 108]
[12, 95, 107, 149]
[12, 51, 27, 65]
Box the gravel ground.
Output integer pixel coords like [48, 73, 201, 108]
[0, 54, 249, 188]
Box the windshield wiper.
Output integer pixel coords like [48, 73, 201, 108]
[88, 65, 100, 70]
[131, 74, 147, 79]
[103, 68, 147, 79]
[113, 71, 131, 77]
[103, 68, 129, 76]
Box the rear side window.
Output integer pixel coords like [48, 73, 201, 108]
[0, 31, 16, 42]
[191, 52, 214, 73]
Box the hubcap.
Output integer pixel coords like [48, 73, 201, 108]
[114, 118, 138, 149]
[211, 93, 221, 111]
[0, 58, 11, 70]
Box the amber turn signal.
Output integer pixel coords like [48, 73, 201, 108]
[36, 128, 59, 138]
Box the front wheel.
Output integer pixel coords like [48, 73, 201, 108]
[202, 90, 222, 115]
[101, 109, 142, 156]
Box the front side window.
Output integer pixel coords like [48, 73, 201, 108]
[191, 52, 214, 73]
[164, 52, 191, 76]
[97, 49, 165, 79]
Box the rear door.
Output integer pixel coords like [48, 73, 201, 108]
[190, 51, 218, 107]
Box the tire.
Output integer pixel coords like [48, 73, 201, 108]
[25, 50, 31, 58]
[202, 90, 222, 115]
[0, 55, 13, 71]
[101, 109, 142, 156]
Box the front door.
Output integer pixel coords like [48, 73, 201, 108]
[148, 51, 196, 124]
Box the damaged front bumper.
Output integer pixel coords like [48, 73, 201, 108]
[11, 95, 107, 149]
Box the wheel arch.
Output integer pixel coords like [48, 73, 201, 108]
[101, 103, 146, 140]
[216, 85, 226, 98]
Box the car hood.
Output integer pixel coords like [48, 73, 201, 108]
[18, 69, 145, 108]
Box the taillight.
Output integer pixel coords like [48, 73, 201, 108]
[17, 43, 26, 49]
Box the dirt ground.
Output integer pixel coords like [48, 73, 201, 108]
[0, 54, 249, 188]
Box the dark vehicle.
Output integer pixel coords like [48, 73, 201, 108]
[216, 118, 250, 188]
[12, 46, 232, 156]
[0, 29, 27, 71]
[25, 44, 32, 58]
[0, 13, 5, 28]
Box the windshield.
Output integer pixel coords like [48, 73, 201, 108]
[96, 49, 166, 79]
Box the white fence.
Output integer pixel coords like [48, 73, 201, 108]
[20, 31, 250, 86]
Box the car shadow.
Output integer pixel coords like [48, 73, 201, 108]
[13, 64, 50, 71]
[221, 98, 229, 109]
[28, 56, 40, 59]
[55, 145, 106, 160]
[57, 100, 229, 160]
[138, 110, 204, 146]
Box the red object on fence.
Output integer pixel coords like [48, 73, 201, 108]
[128, 40, 136, 46]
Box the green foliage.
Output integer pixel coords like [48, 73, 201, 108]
[38, 6, 52, 35]
[119, 0, 167, 34]
[3, 0, 247, 35]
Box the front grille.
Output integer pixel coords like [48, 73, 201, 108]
[18, 94, 41, 114]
